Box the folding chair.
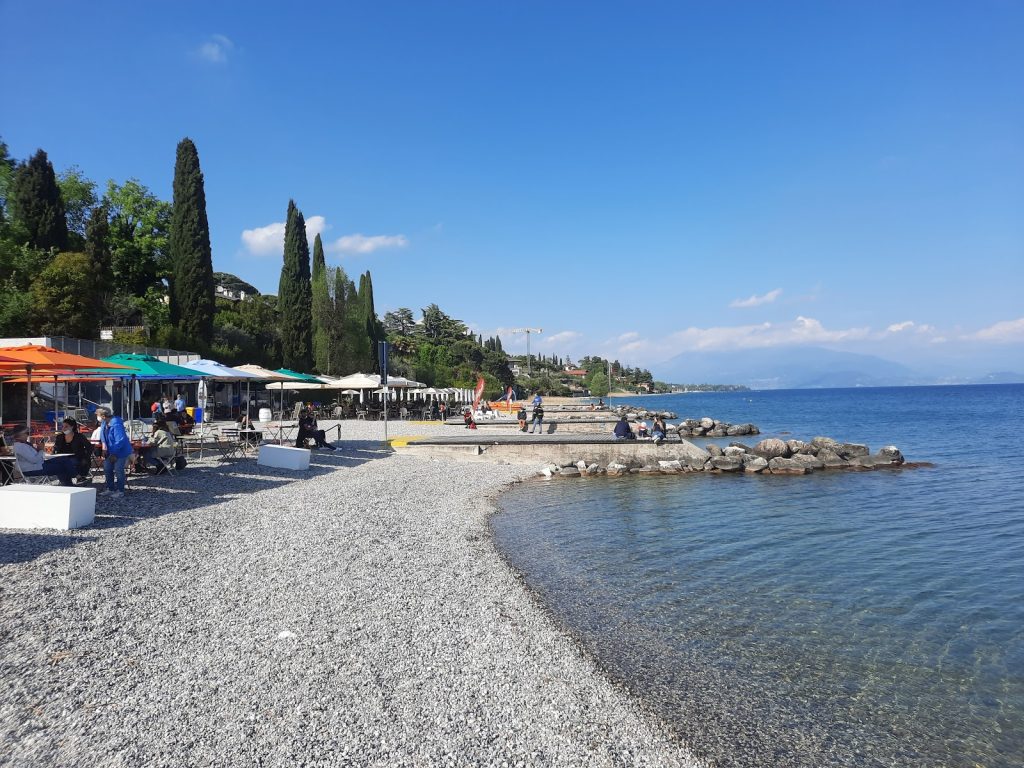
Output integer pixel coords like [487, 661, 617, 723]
[11, 458, 53, 485]
[217, 428, 245, 460]
[153, 455, 178, 477]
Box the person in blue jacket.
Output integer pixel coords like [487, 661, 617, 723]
[96, 406, 134, 498]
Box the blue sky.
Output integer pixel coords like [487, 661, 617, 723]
[3, 1, 1022, 376]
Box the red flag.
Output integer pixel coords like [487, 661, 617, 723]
[472, 376, 486, 412]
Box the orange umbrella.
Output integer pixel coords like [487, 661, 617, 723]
[0, 345, 133, 428]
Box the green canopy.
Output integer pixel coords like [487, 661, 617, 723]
[274, 368, 325, 383]
[95, 353, 203, 380]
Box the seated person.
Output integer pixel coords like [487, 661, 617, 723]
[296, 409, 335, 450]
[517, 406, 528, 432]
[136, 418, 177, 471]
[52, 417, 95, 482]
[651, 417, 668, 444]
[9, 426, 75, 485]
[637, 421, 650, 439]
[613, 416, 636, 440]
[235, 413, 261, 444]
[177, 409, 195, 435]
[463, 408, 477, 430]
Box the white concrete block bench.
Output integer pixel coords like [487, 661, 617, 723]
[257, 444, 311, 471]
[0, 485, 97, 530]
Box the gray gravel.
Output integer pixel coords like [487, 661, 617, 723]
[1, 420, 703, 767]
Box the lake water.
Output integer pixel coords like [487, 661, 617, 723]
[491, 385, 1024, 767]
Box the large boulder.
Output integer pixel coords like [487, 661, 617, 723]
[811, 436, 840, 452]
[711, 455, 744, 472]
[817, 449, 848, 468]
[722, 446, 747, 457]
[659, 460, 683, 473]
[726, 424, 746, 436]
[876, 446, 905, 465]
[729, 441, 752, 452]
[790, 453, 824, 470]
[786, 439, 806, 454]
[753, 438, 791, 459]
[838, 443, 870, 459]
[675, 440, 712, 467]
[768, 457, 808, 474]
[707, 428, 728, 437]
[699, 417, 715, 430]
[707, 444, 724, 457]
[606, 462, 628, 476]
[743, 455, 769, 473]
[682, 419, 701, 429]
[559, 466, 581, 477]
[639, 465, 661, 475]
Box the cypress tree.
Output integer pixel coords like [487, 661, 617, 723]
[84, 203, 111, 321]
[169, 138, 215, 343]
[11, 149, 68, 250]
[278, 199, 313, 370]
[311, 234, 331, 373]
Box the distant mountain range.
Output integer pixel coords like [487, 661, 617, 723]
[656, 346, 1024, 390]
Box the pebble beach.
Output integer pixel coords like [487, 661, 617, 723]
[1, 420, 702, 767]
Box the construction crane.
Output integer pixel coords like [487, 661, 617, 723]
[507, 327, 543, 376]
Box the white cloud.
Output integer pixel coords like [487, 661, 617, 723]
[197, 34, 234, 64]
[886, 320, 935, 335]
[729, 288, 782, 308]
[544, 330, 582, 346]
[241, 214, 330, 256]
[327, 233, 409, 255]
[966, 317, 1024, 343]
[649, 316, 869, 357]
[241, 221, 286, 256]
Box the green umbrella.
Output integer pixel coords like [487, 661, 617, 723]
[274, 368, 326, 383]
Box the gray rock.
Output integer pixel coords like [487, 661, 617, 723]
[707, 428, 728, 437]
[658, 460, 683, 471]
[559, 466, 581, 477]
[722, 446, 746, 457]
[691, 427, 706, 436]
[768, 457, 808, 474]
[639, 465, 661, 475]
[817, 449, 848, 468]
[742, 455, 769, 473]
[811, 436, 840, 451]
[838, 442, 870, 459]
[682, 419, 701, 429]
[726, 424, 748, 436]
[876, 446, 905, 464]
[753, 438, 791, 459]
[707, 444, 724, 457]
[785, 439, 806, 454]
[790, 453, 824, 470]
[729, 442, 752, 452]
[849, 455, 878, 469]
[711, 456, 744, 472]
[699, 417, 715, 430]
[575, 460, 588, 472]
[606, 462, 628, 477]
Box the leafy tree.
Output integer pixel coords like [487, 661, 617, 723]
[212, 271, 259, 295]
[278, 199, 313, 370]
[10, 149, 68, 250]
[31, 252, 98, 338]
[104, 179, 171, 298]
[0, 239, 49, 336]
[588, 371, 610, 398]
[383, 307, 416, 335]
[169, 138, 215, 344]
[421, 303, 467, 341]
[0, 138, 18, 227]
[57, 165, 97, 243]
[311, 234, 332, 373]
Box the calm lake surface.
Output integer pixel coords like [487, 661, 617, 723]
[492, 385, 1024, 767]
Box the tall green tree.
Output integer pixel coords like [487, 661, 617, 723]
[57, 165, 97, 244]
[10, 149, 68, 251]
[169, 138, 215, 344]
[0, 138, 17, 227]
[278, 199, 313, 370]
[104, 179, 171, 298]
[31, 252, 99, 338]
[310, 233, 332, 373]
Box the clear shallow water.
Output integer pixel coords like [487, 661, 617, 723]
[492, 385, 1024, 767]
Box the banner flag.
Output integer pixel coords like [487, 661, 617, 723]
[472, 376, 486, 412]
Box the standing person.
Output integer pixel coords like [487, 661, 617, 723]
[438, 401, 448, 422]
[516, 405, 528, 432]
[52, 417, 94, 483]
[531, 392, 543, 408]
[9, 426, 76, 485]
[528, 402, 545, 434]
[150, 400, 162, 417]
[161, 395, 172, 413]
[174, 392, 185, 413]
[96, 406, 133, 498]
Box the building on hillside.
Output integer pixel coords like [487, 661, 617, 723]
[215, 284, 247, 301]
[563, 368, 588, 378]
